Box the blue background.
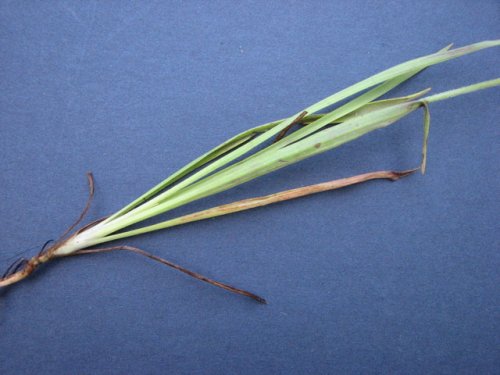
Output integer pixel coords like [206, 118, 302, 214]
[0, 1, 498, 374]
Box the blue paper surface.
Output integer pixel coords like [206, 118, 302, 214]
[0, 1, 499, 374]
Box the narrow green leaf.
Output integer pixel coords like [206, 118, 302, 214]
[103, 43, 467, 226]
[90, 41, 500, 238]
[335, 88, 431, 123]
[99, 102, 419, 235]
[422, 77, 500, 103]
[420, 102, 431, 174]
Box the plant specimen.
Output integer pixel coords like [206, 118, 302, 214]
[1, 40, 498, 303]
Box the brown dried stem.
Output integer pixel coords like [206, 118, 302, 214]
[71, 246, 267, 303]
[0, 168, 416, 302]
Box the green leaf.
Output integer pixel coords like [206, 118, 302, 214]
[420, 102, 431, 174]
[86, 41, 500, 240]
